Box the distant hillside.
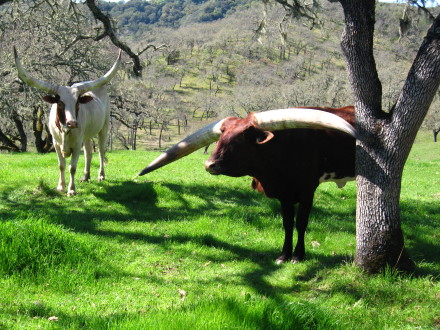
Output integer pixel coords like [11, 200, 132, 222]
[100, 0, 251, 33]
[94, 0, 438, 150]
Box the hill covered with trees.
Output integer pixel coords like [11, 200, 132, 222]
[0, 0, 438, 152]
[100, 0, 251, 33]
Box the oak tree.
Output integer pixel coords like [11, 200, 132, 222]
[275, 0, 439, 272]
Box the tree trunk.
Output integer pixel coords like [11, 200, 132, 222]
[12, 112, 27, 152]
[159, 123, 165, 149]
[132, 119, 138, 151]
[0, 129, 20, 152]
[33, 106, 53, 153]
[339, 0, 440, 272]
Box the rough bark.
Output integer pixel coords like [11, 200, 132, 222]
[340, 0, 440, 273]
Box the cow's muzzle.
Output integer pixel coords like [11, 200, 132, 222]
[63, 121, 78, 135]
[66, 120, 78, 128]
[204, 160, 220, 175]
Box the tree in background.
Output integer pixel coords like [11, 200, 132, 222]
[0, 0, 168, 151]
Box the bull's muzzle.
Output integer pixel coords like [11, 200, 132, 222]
[66, 120, 78, 128]
[204, 160, 219, 175]
[63, 121, 78, 135]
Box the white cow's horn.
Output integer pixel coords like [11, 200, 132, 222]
[76, 49, 122, 94]
[14, 47, 122, 95]
[14, 46, 59, 95]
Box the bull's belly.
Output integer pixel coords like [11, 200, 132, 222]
[319, 172, 355, 188]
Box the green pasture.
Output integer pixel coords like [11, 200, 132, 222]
[0, 131, 438, 329]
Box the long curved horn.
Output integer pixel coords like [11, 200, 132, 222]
[254, 108, 359, 139]
[138, 119, 225, 176]
[76, 49, 122, 94]
[14, 47, 59, 94]
[138, 108, 358, 176]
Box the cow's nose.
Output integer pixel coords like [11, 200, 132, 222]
[66, 120, 78, 128]
[205, 160, 218, 174]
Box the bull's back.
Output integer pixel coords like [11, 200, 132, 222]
[81, 88, 110, 140]
[251, 113, 355, 199]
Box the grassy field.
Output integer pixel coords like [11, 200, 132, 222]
[0, 131, 438, 329]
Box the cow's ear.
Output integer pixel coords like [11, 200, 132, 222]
[43, 95, 59, 104]
[78, 95, 94, 104]
[256, 131, 274, 144]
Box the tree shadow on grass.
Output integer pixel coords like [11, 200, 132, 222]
[2, 177, 439, 330]
[2, 177, 438, 298]
[8, 295, 338, 329]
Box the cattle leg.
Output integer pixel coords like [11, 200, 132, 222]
[54, 144, 66, 192]
[97, 128, 108, 182]
[67, 148, 80, 196]
[81, 139, 93, 182]
[276, 201, 295, 264]
[292, 196, 314, 263]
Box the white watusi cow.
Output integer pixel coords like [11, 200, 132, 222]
[14, 48, 121, 196]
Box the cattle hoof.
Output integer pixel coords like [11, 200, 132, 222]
[67, 190, 77, 197]
[56, 186, 65, 192]
[291, 256, 304, 264]
[275, 256, 290, 264]
[81, 175, 90, 182]
[98, 176, 105, 182]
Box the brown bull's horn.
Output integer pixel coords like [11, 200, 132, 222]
[14, 47, 59, 94]
[138, 119, 225, 176]
[76, 49, 122, 94]
[254, 108, 359, 139]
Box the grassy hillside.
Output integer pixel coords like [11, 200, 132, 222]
[0, 131, 438, 329]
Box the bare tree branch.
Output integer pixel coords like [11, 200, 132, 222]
[272, 0, 320, 26]
[137, 44, 167, 57]
[410, 0, 436, 21]
[85, 0, 143, 76]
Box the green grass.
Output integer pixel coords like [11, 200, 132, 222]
[0, 131, 438, 329]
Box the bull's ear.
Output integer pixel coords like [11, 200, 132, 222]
[42, 95, 59, 104]
[256, 131, 274, 144]
[78, 95, 93, 104]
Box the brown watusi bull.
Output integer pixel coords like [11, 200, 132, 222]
[139, 106, 358, 263]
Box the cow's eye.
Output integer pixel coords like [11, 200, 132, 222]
[78, 95, 93, 104]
